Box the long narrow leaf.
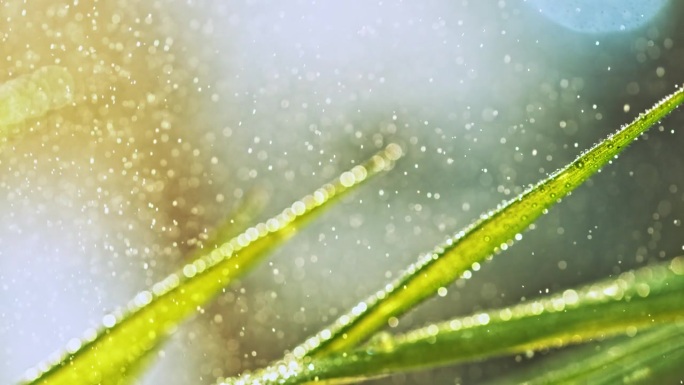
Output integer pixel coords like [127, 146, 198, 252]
[490, 323, 684, 385]
[22, 144, 403, 385]
[220, 257, 684, 384]
[293, 85, 684, 358]
[110, 189, 270, 385]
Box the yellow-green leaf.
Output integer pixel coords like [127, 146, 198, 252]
[22, 143, 403, 385]
[108, 188, 270, 385]
[490, 323, 684, 385]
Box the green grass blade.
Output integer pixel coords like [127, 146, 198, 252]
[219, 257, 684, 385]
[108, 189, 271, 385]
[296, 85, 684, 358]
[491, 323, 684, 385]
[22, 144, 403, 385]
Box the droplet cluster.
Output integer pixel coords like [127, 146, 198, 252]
[399, 256, 684, 345]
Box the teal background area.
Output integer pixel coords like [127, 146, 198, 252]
[527, 0, 669, 33]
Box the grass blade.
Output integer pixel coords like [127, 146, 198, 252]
[22, 144, 403, 385]
[108, 189, 270, 385]
[188, 186, 270, 261]
[220, 257, 684, 384]
[490, 323, 684, 385]
[294, 85, 684, 358]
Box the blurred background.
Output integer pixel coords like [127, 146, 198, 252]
[1, 0, 683, 383]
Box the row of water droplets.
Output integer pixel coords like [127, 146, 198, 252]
[219, 256, 684, 385]
[401, 256, 684, 346]
[296, 83, 684, 362]
[23, 143, 403, 384]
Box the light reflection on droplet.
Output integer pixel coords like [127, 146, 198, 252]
[102, 314, 116, 328]
[339, 171, 355, 187]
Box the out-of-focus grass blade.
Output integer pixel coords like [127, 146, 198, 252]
[22, 143, 403, 385]
[490, 323, 684, 385]
[0, 66, 75, 127]
[0, 66, 75, 144]
[111, 189, 271, 385]
[292, 85, 684, 358]
[220, 257, 684, 385]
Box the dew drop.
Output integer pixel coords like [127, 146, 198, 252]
[385, 143, 403, 160]
[339, 171, 356, 187]
[102, 314, 117, 328]
[366, 331, 396, 353]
